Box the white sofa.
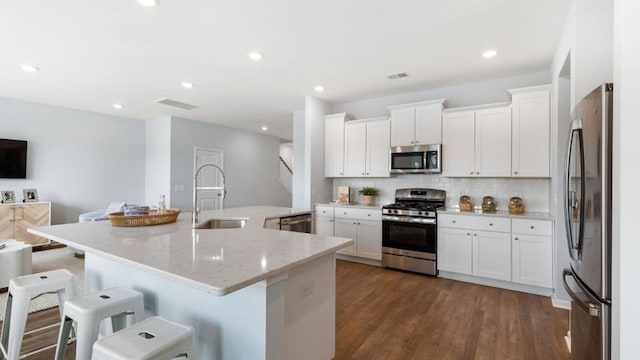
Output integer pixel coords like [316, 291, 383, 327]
[78, 202, 126, 223]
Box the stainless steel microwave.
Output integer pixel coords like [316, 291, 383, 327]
[389, 144, 441, 174]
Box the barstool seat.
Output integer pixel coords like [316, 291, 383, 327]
[1, 269, 77, 360]
[55, 287, 145, 360]
[92, 316, 194, 360]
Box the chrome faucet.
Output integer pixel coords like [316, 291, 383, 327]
[193, 163, 226, 225]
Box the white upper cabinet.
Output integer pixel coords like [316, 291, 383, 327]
[442, 104, 511, 177]
[388, 99, 446, 147]
[442, 110, 476, 176]
[508, 84, 551, 177]
[475, 106, 512, 177]
[344, 117, 390, 177]
[324, 113, 353, 177]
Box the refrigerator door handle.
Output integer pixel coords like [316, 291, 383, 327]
[563, 268, 602, 318]
[564, 118, 585, 261]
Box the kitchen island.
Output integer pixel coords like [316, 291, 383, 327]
[29, 206, 353, 359]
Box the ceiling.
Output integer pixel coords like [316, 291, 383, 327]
[0, 0, 571, 140]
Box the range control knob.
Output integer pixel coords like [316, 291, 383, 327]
[418, 211, 423, 216]
[393, 210, 398, 214]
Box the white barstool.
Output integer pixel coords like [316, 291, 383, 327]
[0, 269, 77, 360]
[55, 287, 145, 360]
[92, 316, 194, 360]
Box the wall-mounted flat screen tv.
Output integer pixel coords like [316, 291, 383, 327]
[0, 139, 28, 179]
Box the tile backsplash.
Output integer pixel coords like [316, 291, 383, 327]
[333, 175, 551, 213]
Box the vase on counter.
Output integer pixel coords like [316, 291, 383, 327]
[358, 187, 379, 206]
[363, 195, 375, 206]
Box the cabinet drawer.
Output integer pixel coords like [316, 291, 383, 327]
[315, 206, 334, 218]
[334, 207, 381, 221]
[512, 218, 552, 236]
[438, 214, 510, 233]
[438, 214, 477, 229]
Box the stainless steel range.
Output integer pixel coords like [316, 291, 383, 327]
[382, 188, 446, 275]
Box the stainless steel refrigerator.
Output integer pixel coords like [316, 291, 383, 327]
[563, 83, 613, 360]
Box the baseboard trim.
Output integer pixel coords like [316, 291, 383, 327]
[438, 271, 554, 297]
[551, 294, 572, 309]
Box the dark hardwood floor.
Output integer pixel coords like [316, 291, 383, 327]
[335, 260, 570, 360]
[1, 260, 569, 359]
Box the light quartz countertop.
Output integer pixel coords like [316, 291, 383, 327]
[29, 206, 353, 296]
[437, 207, 554, 221]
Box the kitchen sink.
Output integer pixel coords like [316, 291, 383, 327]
[194, 218, 247, 230]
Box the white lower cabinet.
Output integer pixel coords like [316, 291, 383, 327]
[321, 206, 382, 261]
[511, 219, 553, 288]
[437, 227, 472, 274]
[473, 230, 511, 281]
[315, 206, 335, 236]
[438, 213, 553, 292]
[438, 214, 511, 281]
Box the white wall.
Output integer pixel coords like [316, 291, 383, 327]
[573, 0, 614, 102]
[145, 116, 172, 206]
[306, 97, 334, 207]
[613, 0, 640, 358]
[333, 71, 551, 117]
[549, 7, 574, 306]
[0, 96, 146, 224]
[293, 98, 333, 209]
[292, 111, 306, 208]
[168, 117, 291, 211]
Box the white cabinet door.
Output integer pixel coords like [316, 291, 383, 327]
[437, 227, 472, 274]
[390, 108, 415, 147]
[356, 220, 382, 260]
[511, 87, 550, 177]
[344, 122, 367, 177]
[415, 104, 442, 145]
[365, 119, 390, 177]
[335, 218, 358, 256]
[324, 114, 346, 177]
[474, 107, 512, 177]
[442, 111, 475, 177]
[473, 230, 511, 281]
[512, 234, 552, 287]
[315, 216, 334, 236]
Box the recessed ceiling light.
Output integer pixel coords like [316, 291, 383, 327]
[248, 52, 263, 61]
[482, 50, 497, 59]
[261, 125, 268, 131]
[112, 103, 123, 109]
[20, 64, 40, 72]
[137, 0, 158, 7]
[180, 81, 194, 89]
[314, 85, 325, 92]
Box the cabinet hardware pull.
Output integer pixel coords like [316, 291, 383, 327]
[474, 233, 477, 236]
[452, 220, 456, 223]
[470, 171, 474, 174]
[476, 172, 480, 175]
[367, 214, 371, 216]
[530, 226, 535, 229]
[361, 173, 365, 175]
[489, 223, 493, 226]
[467, 233, 471, 236]
[514, 171, 519, 175]
[515, 237, 519, 240]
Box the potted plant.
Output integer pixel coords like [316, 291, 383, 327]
[359, 187, 379, 205]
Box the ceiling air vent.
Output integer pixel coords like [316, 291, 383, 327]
[155, 98, 198, 110]
[387, 72, 408, 80]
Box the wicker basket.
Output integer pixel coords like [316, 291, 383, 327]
[108, 210, 180, 227]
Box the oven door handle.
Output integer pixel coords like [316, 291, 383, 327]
[381, 215, 436, 224]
